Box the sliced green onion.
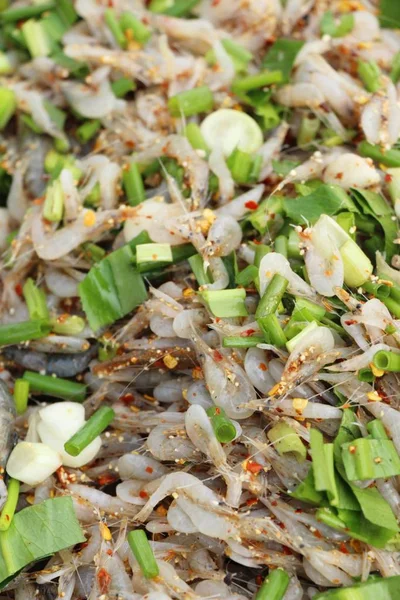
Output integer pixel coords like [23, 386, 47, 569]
[123, 163, 145, 206]
[286, 321, 319, 353]
[297, 115, 320, 147]
[390, 51, 400, 84]
[274, 236, 288, 257]
[357, 59, 382, 92]
[253, 243, 270, 268]
[13, 379, 29, 415]
[257, 314, 287, 348]
[0, 2, 55, 23]
[373, 350, 400, 372]
[290, 469, 324, 505]
[200, 289, 248, 318]
[83, 182, 100, 207]
[82, 242, 106, 263]
[0, 479, 20, 531]
[76, 119, 101, 143]
[235, 264, 258, 287]
[183, 123, 209, 154]
[232, 70, 283, 95]
[51, 51, 89, 78]
[64, 406, 115, 456]
[127, 529, 159, 579]
[149, 0, 199, 17]
[340, 238, 373, 287]
[188, 254, 212, 287]
[294, 297, 325, 321]
[0, 320, 51, 346]
[21, 19, 52, 58]
[136, 243, 173, 265]
[310, 428, 338, 506]
[255, 274, 288, 319]
[358, 140, 400, 168]
[255, 102, 281, 130]
[104, 8, 127, 49]
[367, 419, 389, 440]
[0, 88, 16, 130]
[227, 148, 253, 183]
[200, 108, 263, 157]
[206, 406, 237, 443]
[382, 295, 400, 318]
[358, 368, 375, 383]
[120, 12, 151, 45]
[312, 575, 400, 600]
[287, 229, 301, 258]
[267, 422, 306, 462]
[23, 278, 49, 322]
[320, 11, 354, 38]
[341, 437, 400, 480]
[52, 315, 85, 335]
[222, 335, 264, 348]
[22, 371, 87, 402]
[41, 11, 69, 44]
[43, 178, 64, 222]
[168, 86, 214, 117]
[362, 280, 391, 299]
[111, 77, 136, 98]
[255, 568, 290, 600]
[248, 154, 263, 182]
[56, 0, 78, 26]
[262, 38, 304, 82]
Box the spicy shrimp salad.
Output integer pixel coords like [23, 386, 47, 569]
[0, 0, 400, 599]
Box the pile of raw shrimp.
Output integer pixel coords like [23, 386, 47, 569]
[0, 1, 400, 599]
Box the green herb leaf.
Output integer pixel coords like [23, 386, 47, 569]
[272, 159, 300, 177]
[379, 0, 400, 28]
[262, 39, 304, 82]
[290, 468, 324, 505]
[341, 437, 400, 480]
[0, 497, 84, 587]
[284, 184, 357, 225]
[313, 575, 400, 600]
[79, 244, 147, 331]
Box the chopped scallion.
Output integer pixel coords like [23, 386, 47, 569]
[367, 419, 389, 440]
[341, 437, 400, 480]
[206, 406, 237, 443]
[255, 568, 290, 600]
[222, 335, 264, 348]
[43, 178, 64, 222]
[200, 289, 248, 318]
[183, 123, 209, 154]
[257, 314, 287, 348]
[357, 59, 382, 92]
[0, 88, 16, 130]
[111, 77, 136, 98]
[0, 2, 55, 23]
[0, 479, 20, 531]
[226, 148, 253, 183]
[76, 119, 101, 143]
[0, 320, 51, 347]
[168, 86, 214, 117]
[358, 140, 400, 168]
[232, 70, 283, 95]
[104, 8, 127, 49]
[136, 243, 173, 265]
[373, 350, 400, 372]
[22, 371, 87, 402]
[255, 274, 288, 319]
[64, 406, 115, 456]
[120, 12, 151, 45]
[13, 379, 29, 415]
[51, 315, 85, 335]
[267, 422, 306, 462]
[188, 254, 212, 287]
[123, 163, 145, 206]
[23, 278, 49, 322]
[127, 529, 159, 579]
[21, 19, 52, 58]
[390, 51, 400, 84]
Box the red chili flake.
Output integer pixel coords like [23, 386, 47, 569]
[344, 319, 357, 326]
[246, 497, 258, 507]
[145, 466, 154, 474]
[106, 549, 113, 556]
[339, 542, 349, 554]
[240, 328, 256, 337]
[98, 473, 117, 486]
[213, 350, 224, 362]
[259, 362, 267, 371]
[246, 461, 263, 475]
[313, 529, 323, 539]
[282, 546, 293, 555]
[278, 521, 286, 529]
[255, 575, 263, 586]
[334, 172, 343, 180]
[97, 568, 111, 594]
[271, 500, 278, 507]
[295, 508, 303, 514]
[385, 173, 393, 183]
[139, 490, 148, 499]
[245, 200, 258, 210]
[120, 393, 135, 405]
[14, 283, 23, 297]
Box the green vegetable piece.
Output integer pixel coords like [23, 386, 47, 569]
[284, 184, 357, 225]
[226, 148, 253, 183]
[0, 497, 84, 586]
[0, 2, 55, 23]
[341, 437, 400, 480]
[120, 12, 152, 45]
[357, 60, 382, 93]
[310, 429, 339, 506]
[22, 278, 49, 322]
[183, 123, 209, 154]
[232, 70, 283, 96]
[290, 468, 324, 505]
[64, 406, 115, 456]
[267, 422, 306, 462]
[188, 254, 212, 287]
[0, 479, 19, 531]
[367, 419, 389, 440]
[43, 178, 64, 222]
[255, 274, 288, 319]
[373, 350, 400, 372]
[104, 8, 127, 49]
[200, 289, 248, 318]
[313, 575, 400, 600]
[257, 314, 287, 348]
[222, 336, 264, 348]
[206, 406, 237, 443]
[168, 86, 214, 117]
[235, 265, 258, 287]
[111, 77, 136, 98]
[255, 568, 290, 600]
[320, 11, 354, 37]
[13, 379, 29, 416]
[379, 0, 400, 29]
[390, 51, 400, 83]
[23, 371, 87, 403]
[136, 243, 173, 265]
[262, 38, 304, 82]
[128, 529, 159, 579]
[0, 320, 51, 347]
[76, 119, 101, 143]
[297, 115, 320, 147]
[0, 88, 16, 130]
[123, 163, 145, 206]
[52, 315, 85, 336]
[358, 140, 400, 168]
[21, 19, 52, 58]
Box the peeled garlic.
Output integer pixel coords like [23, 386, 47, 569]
[7, 442, 62, 486]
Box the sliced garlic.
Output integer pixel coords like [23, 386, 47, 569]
[6, 442, 62, 486]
